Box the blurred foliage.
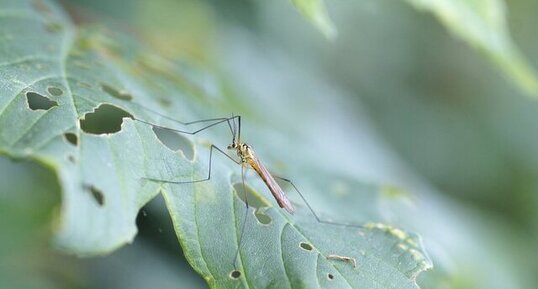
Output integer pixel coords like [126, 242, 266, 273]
[405, 0, 538, 97]
[1, 0, 537, 288]
[291, 0, 337, 40]
[292, 0, 538, 97]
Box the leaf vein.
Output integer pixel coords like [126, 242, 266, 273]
[0, 55, 56, 68]
[0, 74, 61, 117]
[282, 217, 355, 288]
[278, 223, 293, 289]
[193, 182, 217, 285]
[231, 188, 252, 289]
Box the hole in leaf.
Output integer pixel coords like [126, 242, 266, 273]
[80, 104, 133, 135]
[327, 273, 334, 280]
[64, 133, 78, 146]
[84, 184, 105, 206]
[101, 83, 133, 101]
[47, 86, 63, 96]
[26, 91, 58, 110]
[300, 242, 313, 251]
[152, 127, 194, 161]
[229, 270, 241, 279]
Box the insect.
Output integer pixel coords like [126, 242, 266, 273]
[130, 106, 366, 268]
[136, 112, 294, 214]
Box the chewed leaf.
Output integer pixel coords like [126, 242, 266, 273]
[405, 0, 538, 97]
[0, 0, 432, 288]
[0, 0, 195, 255]
[161, 158, 432, 288]
[292, 0, 337, 40]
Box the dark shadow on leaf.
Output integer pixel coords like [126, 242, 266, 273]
[101, 83, 133, 101]
[152, 126, 194, 161]
[47, 86, 63, 96]
[233, 183, 272, 225]
[83, 184, 105, 207]
[67, 155, 76, 163]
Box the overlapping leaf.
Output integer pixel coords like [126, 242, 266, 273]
[291, 0, 337, 40]
[406, 0, 538, 97]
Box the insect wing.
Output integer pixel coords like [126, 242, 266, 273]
[248, 154, 295, 214]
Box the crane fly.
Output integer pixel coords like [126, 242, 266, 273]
[130, 105, 366, 269]
[227, 132, 294, 214]
[135, 111, 295, 214]
[131, 107, 366, 227]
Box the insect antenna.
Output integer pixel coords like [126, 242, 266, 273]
[229, 113, 237, 144]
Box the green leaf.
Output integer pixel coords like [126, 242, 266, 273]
[405, 0, 538, 97]
[163, 165, 432, 288]
[0, 0, 431, 287]
[291, 0, 337, 40]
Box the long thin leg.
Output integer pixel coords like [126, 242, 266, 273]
[273, 176, 366, 229]
[130, 101, 234, 126]
[142, 143, 250, 270]
[134, 115, 239, 137]
[233, 164, 249, 268]
[142, 144, 239, 184]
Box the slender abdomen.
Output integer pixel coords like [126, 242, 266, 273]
[247, 159, 295, 214]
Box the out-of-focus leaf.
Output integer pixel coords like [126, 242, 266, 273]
[405, 0, 538, 97]
[291, 0, 337, 40]
[0, 156, 84, 289]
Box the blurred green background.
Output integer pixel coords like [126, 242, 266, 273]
[1, 0, 537, 288]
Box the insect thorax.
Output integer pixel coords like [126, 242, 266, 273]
[236, 143, 253, 162]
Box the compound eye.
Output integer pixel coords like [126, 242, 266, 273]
[227, 145, 232, 149]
